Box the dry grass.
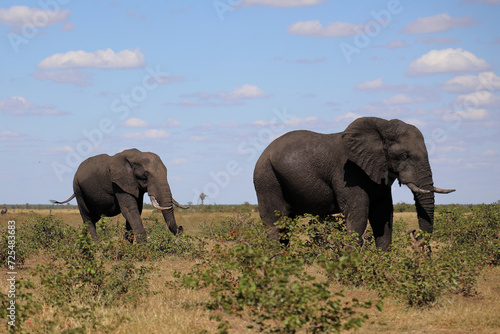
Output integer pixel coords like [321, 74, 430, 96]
[1, 208, 499, 333]
[350, 266, 500, 334]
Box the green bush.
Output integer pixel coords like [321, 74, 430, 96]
[34, 223, 154, 332]
[0, 214, 72, 268]
[257, 211, 490, 308]
[1, 280, 40, 334]
[23, 213, 73, 252]
[144, 213, 201, 259]
[393, 202, 416, 213]
[434, 204, 500, 266]
[175, 214, 380, 333]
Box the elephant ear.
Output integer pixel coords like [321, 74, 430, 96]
[341, 117, 390, 185]
[109, 150, 139, 198]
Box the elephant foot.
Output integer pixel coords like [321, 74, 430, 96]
[123, 231, 135, 244]
[135, 233, 148, 245]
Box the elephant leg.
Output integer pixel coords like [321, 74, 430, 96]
[255, 175, 290, 244]
[123, 197, 143, 243]
[75, 195, 99, 241]
[368, 191, 393, 251]
[344, 193, 370, 246]
[87, 220, 99, 241]
[123, 220, 134, 243]
[115, 192, 147, 244]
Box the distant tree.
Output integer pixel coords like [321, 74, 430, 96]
[200, 193, 207, 205]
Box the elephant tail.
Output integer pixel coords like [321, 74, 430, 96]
[50, 194, 76, 205]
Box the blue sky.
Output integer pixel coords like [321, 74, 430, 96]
[1, 0, 499, 205]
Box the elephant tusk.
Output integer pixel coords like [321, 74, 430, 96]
[150, 196, 172, 211]
[173, 198, 189, 209]
[406, 183, 431, 194]
[433, 187, 455, 194]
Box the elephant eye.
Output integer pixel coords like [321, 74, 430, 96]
[399, 153, 408, 161]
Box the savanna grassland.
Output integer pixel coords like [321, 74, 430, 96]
[1, 204, 499, 334]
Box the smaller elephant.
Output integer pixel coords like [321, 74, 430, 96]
[52, 148, 187, 244]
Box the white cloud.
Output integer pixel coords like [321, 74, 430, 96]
[122, 118, 148, 128]
[0, 5, 70, 27]
[174, 84, 268, 107]
[33, 69, 91, 87]
[295, 57, 327, 64]
[353, 79, 429, 94]
[456, 91, 500, 107]
[163, 118, 180, 128]
[335, 112, 361, 122]
[238, 0, 326, 7]
[62, 22, 75, 31]
[188, 136, 206, 142]
[147, 75, 185, 85]
[435, 145, 467, 153]
[407, 48, 490, 76]
[225, 84, 268, 99]
[450, 108, 489, 120]
[482, 149, 498, 156]
[42, 146, 75, 155]
[402, 13, 477, 34]
[123, 129, 170, 139]
[287, 20, 363, 37]
[170, 158, 188, 165]
[372, 40, 409, 49]
[405, 119, 426, 127]
[0, 131, 23, 142]
[253, 120, 272, 126]
[382, 94, 426, 105]
[284, 116, 318, 126]
[354, 78, 383, 91]
[253, 116, 318, 128]
[441, 72, 500, 93]
[0, 96, 65, 115]
[415, 36, 460, 45]
[465, 0, 500, 4]
[37, 48, 145, 69]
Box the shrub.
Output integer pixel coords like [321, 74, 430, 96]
[175, 214, 380, 333]
[331, 225, 481, 306]
[97, 213, 201, 261]
[34, 223, 154, 332]
[434, 204, 500, 266]
[1, 280, 40, 334]
[144, 213, 201, 259]
[272, 212, 486, 307]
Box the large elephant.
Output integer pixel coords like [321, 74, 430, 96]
[52, 148, 187, 244]
[253, 117, 455, 250]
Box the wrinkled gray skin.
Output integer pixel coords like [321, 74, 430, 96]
[52, 149, 185, 244]
[253, 117, 455, 250]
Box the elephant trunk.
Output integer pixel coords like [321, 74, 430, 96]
[161, 206, 183, 236]
[149, 183, 183, 236]
[411, 172, 435, 234]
